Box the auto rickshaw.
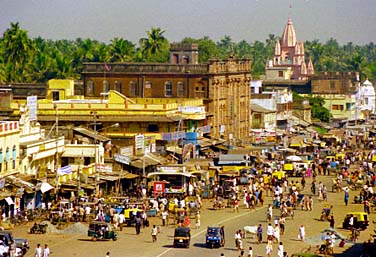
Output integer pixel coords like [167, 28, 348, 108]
[205, 226, 225, 248]
[88, 221, 117, 241]
[342, 212, 369, 230]
[123, 208, 142, 226]
[173, 227, 191, 248]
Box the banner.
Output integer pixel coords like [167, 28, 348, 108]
[58, 165, 72, 176]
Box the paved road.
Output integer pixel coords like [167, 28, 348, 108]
[17, 174, 376, 257]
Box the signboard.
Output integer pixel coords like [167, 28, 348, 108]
[27, 95, 38, 121]
[96, 164, 112, 172]
[114, 153, 130, 165]
[135, 134, 145, 156]
[153, 181, 165, 196]
[0, 178, 5, 189]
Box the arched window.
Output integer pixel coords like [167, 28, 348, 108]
[12, 145, 16, 169]
[87, 80, 94, 96]
[115, 81, 122, 93]
[103, 80, 110, 93]
[165, 81, 173, 97]
[129, 81, 138, 96]
[177, 82, 185, 97]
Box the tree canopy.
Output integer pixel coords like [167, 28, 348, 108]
[1, 23, 376, 84]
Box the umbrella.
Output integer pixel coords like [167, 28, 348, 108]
[286, 155, 302, 161]
[40, 182, 54, 193]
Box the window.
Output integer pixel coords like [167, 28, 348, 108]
[129, 81, 138, 96]
[115, 81, 122, 93]
[52, 91, 59, 101]
[147, 124, 159, 132]
[165, 81, 173, 97]
[278, 71, 284, 77]
[103, 80, 110, 93]
[177, 82, 185, 97]
[332, 105, 344, 111]
[87, 80, 94, 95]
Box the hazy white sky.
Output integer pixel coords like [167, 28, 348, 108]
[1, 0, 375, 45]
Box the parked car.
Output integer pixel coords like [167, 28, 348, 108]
[205, 226, 225, 248]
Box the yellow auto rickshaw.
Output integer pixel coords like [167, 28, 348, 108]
[342, 212, 369, 230]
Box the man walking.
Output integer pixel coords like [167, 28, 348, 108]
[8, 240, 16, 257]
[151, 225, 158, 242]
[43, 244, 50, 257]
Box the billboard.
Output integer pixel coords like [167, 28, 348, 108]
[27, 95, 38, 121]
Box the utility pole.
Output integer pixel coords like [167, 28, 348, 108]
[54, 103, 59, 201]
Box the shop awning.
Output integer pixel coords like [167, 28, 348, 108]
[122, 172, 139, 179]
[166, 146, 183, 155]
[73, 127, 111, 142]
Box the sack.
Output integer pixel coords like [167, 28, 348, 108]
[298, 234, 301, 240]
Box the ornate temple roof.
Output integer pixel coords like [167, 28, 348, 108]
[281, 17, 297, 47]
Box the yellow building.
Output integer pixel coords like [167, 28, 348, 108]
[0, 121, 20, 176]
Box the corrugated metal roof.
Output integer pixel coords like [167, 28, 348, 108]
[251, 104, 275, 113]
[73, 127, 111, 142]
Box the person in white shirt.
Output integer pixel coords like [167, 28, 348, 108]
[43, 244, 50, 257]
[266, 223, 274, 242]
[299, 224, 305, 241]
[247, 246, 253, 257]
[277, 242, 284, 257]
[35, 244, 42, 257]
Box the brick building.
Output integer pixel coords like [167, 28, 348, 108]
[82, 43, 252, 143]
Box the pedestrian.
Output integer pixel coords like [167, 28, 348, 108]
[161, 210, 168, 226]
[247, 246, 253, 257]
[277, 242, 284, 257]
[363, 199, 370, 214]
[151, 225, 158, 242]
[118, 212, 125, 231]
[195, 211, 200, 229]
[43, 244, 50, 257]
[279, 216, 285, 235]
[105, 252, 110, 257]
[135, 214, 141, 235]
[273, 224, 280, 243]
[8, 240, 16, 257]
[220, 253, 225, 257]
[265, 241, 273, 257]
[344, 187, 349, 206]
[239, 250, 245, 257]
[266, 223, 273, 242]
[35, 244, 42, 257]
[328, 215, 335, 229]
[234, 198, 239, 213]
[257, 224, 263, 243]
[299, 224, 305, 241]
[283, 251, 288, 257]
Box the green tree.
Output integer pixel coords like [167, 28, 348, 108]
[1, 22, 34, 82]
[107, 38, 135, 62]
[139, 27, 169, 62]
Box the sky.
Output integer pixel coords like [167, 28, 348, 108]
[1, 0, 375, 45]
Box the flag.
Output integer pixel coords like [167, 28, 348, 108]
[104, 63, 111, 71]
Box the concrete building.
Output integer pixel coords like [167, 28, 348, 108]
[357, 79, 376, 120]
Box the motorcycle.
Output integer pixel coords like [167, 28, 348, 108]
[29, 222, 48, 234]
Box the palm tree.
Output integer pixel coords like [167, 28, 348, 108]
[2, 22, 34, 82]
[139, 27, 167, 57]
[107, 38, 135, 62]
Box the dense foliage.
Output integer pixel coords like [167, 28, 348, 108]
[1, 23, 376, 84]
[293, 92, 332, 122]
